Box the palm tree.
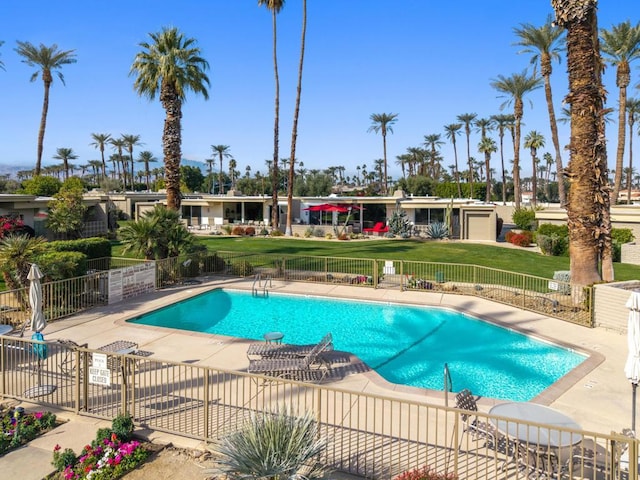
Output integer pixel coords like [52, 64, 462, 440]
[368, 113, 398, 195]
[122, 134, 143, 191]
[228, 157, 237, 190]
[444, 123, 463, 197]
[626, 98, 640, 203]
[551, 0, 613, 286]
[478, 137, 497, 203]
[89, 133, 111, 179]
[259, 0, 285, 228]
[286, 0, 308, 236]
[523, 131, 545, 205]
[457, 113, 477, 197]
[600, 21, 640, 203]
[137, 150, 157, 191]
[211, 145, 231, 194]
[52, 147, 78, 180]
[514, 16, 567, 206]
[130, 27, 210, 211]
[15, 41, 77, 176]
[423, 134, 444, 178]
[0, 41, 5, 71]
[543, 151, 554, 199]
[491, 114, 516, 204]
[0, 235, 47, 292]
[109, 137, 126, 186]
[490, 70, 542, 209]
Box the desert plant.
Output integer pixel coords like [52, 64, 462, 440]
[231, 225, 245, 236]
[388, 209, 411, 236]
[395, 465, 457, 480]
[552, 270, 571, 294]
[209, 405, 329, 480]
[537, 234, 568, 256]
[425, 222, 449, 239]
[244, 226, 256, 236]
[222, 224, 233, 235]
[230, 259, 254, 276]
[270, 229, 284, 237]
[325, 232, 333, 239]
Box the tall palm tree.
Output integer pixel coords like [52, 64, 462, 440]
[211, 145, 231, 194]
[130, 27, 210, 211]
[0, 41, 5, 71]
[228, 157, 237, 190]
[137, 150, 157, 191]
[600, 20, 640, 203]
[514, 16, 567, 206]
[478, 137, 497, 202]
[109, 137, 126, 187]
[122, 134, 143, 191]
[286, 0, 308, 236]
[523, 131, 545, 206]
[444, 123, 463, 197]
[423, 134, 444, 178]
[457, 113, 477, 197]
[52, 147, 78, 180]
[491, 114, 515, 205]
[490, 70, 542, 209]
[90, 133, 111, 179]
[626, 98, 640, 204]
[368, 113, 398, 195]
[259, 0, 285, 229]
[551, 0, 613, 286]
[15, 41, 77, 176]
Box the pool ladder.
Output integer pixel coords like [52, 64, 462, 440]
[252, 274, 272, 297]
[443, 363, 453, 406]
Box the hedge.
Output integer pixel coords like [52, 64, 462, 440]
[45, 238, 111, 259]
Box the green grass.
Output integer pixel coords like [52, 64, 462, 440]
[110, 237, 640, 281]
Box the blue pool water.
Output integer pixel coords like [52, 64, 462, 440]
[128, 289, 586, 401]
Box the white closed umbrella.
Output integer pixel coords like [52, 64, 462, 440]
[28, 263, 45, 333]
[625, 290, 640, 432]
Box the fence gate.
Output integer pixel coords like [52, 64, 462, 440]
[377, 260, 403, 290]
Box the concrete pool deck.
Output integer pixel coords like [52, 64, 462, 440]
[41, 276, 629, 436]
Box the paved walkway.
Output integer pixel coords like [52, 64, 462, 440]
[1, 276, 632, 478]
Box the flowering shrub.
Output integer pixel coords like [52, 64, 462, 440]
[0, 407, 57, 455]
[395, 465, 458, 480]
[244, 226, 256, 236]
[0, 215, 25, 239]
[505, 230, 533, 247]
[52, 433, 148, 480]
[231, 225, 245, 236]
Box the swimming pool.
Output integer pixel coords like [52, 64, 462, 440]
[128, 289, 586, 401]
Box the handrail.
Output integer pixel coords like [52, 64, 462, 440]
[443, 362, 452, 406]
[252, 274, 261, 296]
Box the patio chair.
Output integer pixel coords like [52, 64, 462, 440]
[247, 334, 333, 382]
[455, 389, 498, 451]
[568, 429, 634, 477]
[56, 339, 88, 376]
[246, 332, 333, 359]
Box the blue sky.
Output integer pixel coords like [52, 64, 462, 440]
[0, 1, 637, 180]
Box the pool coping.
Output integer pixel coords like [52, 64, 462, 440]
[115, 280, 604, 409]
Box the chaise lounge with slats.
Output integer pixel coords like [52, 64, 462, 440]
[246, 332, 333, 360]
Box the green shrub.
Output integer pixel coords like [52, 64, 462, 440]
[230, 259, 254, 276]
[204, 254, 227, 272]
[222, 225, 233, 235]
[511, 207, 537, 231]
[553, 270, 571, 294]
[270, 229, 283, 237]
[537, 234, 568, 256]
[37, 251, 87, 280]
[536, 223, 568, 238]
[45, 237, 111, 259]
[612, 228, 635, 244]
[232, 225, 245, 236]
[112, 413, 134, 441]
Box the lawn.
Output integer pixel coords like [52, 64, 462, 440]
[112, 236, 640, 281]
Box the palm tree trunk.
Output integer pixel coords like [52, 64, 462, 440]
[542, 75, 566, 206]
[161, 84, 183, 211]
[286, 0, 307, 236]
[270, 9, 280, 229]
[629, 118, 636, 204]
[36, 78, 52, 176]
[612, 81, 629, 203]
[513, 113, 522, 210]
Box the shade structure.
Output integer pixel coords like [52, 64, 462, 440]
[28, 263, 45, 333]
[625, 290, 640, 432]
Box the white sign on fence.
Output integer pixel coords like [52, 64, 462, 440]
[89, 354, 111, 386]
[92, 353, 107, 369]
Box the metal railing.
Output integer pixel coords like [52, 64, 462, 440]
[154, 252, 593, 326]
[0, 336, 634, 480]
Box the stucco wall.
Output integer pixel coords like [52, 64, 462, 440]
[593, 281, 640, 333]
[621, 243, 640, 265]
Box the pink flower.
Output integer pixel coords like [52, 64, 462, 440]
[54, 444, 61, 452]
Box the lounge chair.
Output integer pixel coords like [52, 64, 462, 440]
[247, 334, 333, 381]
[363, 222, 389, 235]
[246, 333, 333, 359]
[455, 389, 500, 451]
[56, 339, 88, 376]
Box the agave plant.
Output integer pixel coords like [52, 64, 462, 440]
[209, 405, 330, 480]
[426, 222, 449, 240]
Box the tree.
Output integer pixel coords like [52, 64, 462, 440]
[457, 113, 477, 196]
[52, 147, 78, 180]
[286, 0, 308, 236]
[122, 134, 143, 190]
[0, 235, 47, 292]
[423, 134, 444, 179]
[211, 145, 231, 194]
[109, 137, 126, 186]
[551, 0, 613, 287]
[119, 204, 194, 259]
[259, 0, 285, 229]
[90, 133, 111, 178]
[491, 114, 516, 205]
[15, 41, 77, 176]
[478, 137, 497, 202]
[626, 98, 640, 203]
[130, 27, 210, 211]
[600, 20, 640, 203]
[491, 70, 542, 209]
[46, 177, 87, 240]
[514, 15, 567, 206]
[523, 131, 545, 205]
[0, 40, 5, 71]
[180, 165, 204, 192]
[444, 123, 463, 197]
[137, 150, 157, 191]
[368, 113, 398, 195]
[20, 174, 61, 196]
